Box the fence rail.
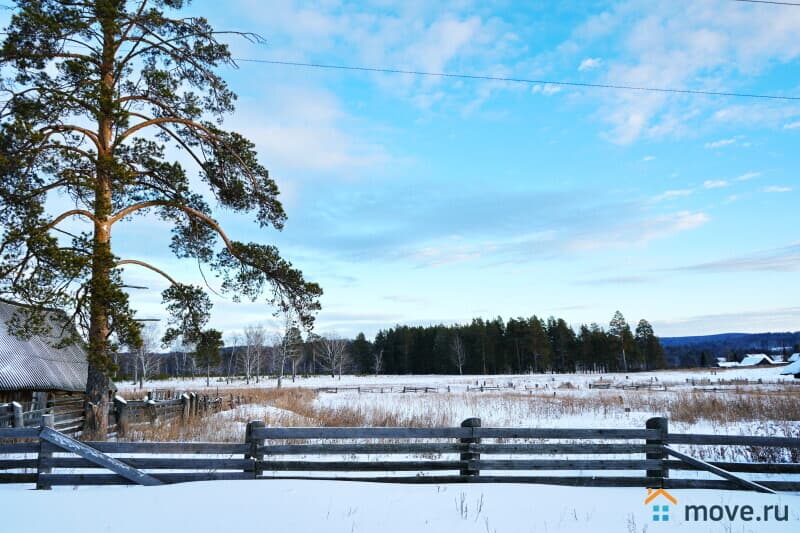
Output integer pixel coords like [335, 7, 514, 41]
[1, 392, 249, 438]
[1, 416, 799, 491]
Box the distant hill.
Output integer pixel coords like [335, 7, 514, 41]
[660, 331, 800, 367]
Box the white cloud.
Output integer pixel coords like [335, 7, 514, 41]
[567, 210, 710, 251]
[532, 83, 562, 96]
[235, 1, 522, 112]
[704, 138, 737, 149]
[703, 180, 729, 189]
[642, 155, 656, 161]
[784, 121, 800, 130]
[735, 171, 761, 182]
[565, 1, 800, 143]
[578, 57, 603, 71]
[233, 86, 392, 183]
[762, 186, 792, 193]
[652, 189, 693, 202]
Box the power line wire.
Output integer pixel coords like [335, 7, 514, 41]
[731, 0, 800, 6]
[234, 58, 800, 102]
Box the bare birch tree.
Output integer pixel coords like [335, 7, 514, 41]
[319, 334, 348, 379]
[243, 324, 266, 384]
[451, 334, 466, 375]
[133, 324, 161, 388]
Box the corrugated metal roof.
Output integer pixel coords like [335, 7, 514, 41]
[0, 301, 87, 392]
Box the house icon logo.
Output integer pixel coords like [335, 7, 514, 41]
[645, 488, 678, 522]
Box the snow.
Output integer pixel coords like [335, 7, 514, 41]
[1, 480, 798, 532]
[739, 354, 775, 367]
[5, 367, 798, 531]
[119, 365, 795, 395]
[781, 359, 800, 376]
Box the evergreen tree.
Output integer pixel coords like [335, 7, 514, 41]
[351, 332, 372, 374]
[195, 328, 223, 387]
[0, 0, 321, 437]
[609, 311, 631, 371]
[635, 318, 666, 370]
[529, 316, 552, 373]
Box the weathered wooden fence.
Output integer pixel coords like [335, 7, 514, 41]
[0, 400, 86, 435]
[2, 416, 800, 491]
[0, 392, 249, 437]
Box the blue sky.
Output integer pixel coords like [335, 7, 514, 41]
[14, 0, 800, 340]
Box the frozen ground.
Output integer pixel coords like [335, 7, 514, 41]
[2, 480, 799, 532]
[119, 365, 795, 395]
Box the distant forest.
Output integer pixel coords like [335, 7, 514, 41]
[359, 312, 666, 375]
[116, 315, 800, 383]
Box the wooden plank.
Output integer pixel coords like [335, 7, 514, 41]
[55, 423, 84, 435]
[0, 473, 37, 484]
[473, 459, 660, 471]
[257, 475, 660, 487]
[472, 428, 656, 439]
[39, 427, 162, 486]
[663, 446, 775, 494]
[0, 459, 37, 469]
[0, 427, 39, 439]
[258, 460, 464, 472]
[260, 443, 465, 455]
[255, 427, 471, 439]
[668, 434, 800, 448]
[665, 479, 800, 492]
[39, 472, 254, 486]
[254, 427, 656, 440]
[471, 443, 652, 455]
[665, 460, 800, 474]
[82, 442, 249, 454]
[0, 442, 38, 453]
[43, 457, 253, 470]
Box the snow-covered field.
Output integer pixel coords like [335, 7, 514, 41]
[119, 365, 796, 395]
[3, 480, 799, 532]
[121, 365, 800, 450]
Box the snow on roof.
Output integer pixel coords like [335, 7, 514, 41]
[789, 353, 800, 363]
[780, 359, 800, 375]
[717, 361, 740, 368]
[739, 354, 774, 367]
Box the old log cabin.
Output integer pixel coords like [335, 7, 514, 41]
[0, 300, 88, 431]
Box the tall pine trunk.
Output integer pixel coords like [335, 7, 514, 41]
[84, 10, 117, 440]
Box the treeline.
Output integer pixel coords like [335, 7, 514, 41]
[117, 311, 667, 383]
[349, 311, 666, 375]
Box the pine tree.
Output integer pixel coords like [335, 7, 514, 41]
[195, 328, 223, 387]
[0, 1, 321, 437]
[609, 311, 631, 371]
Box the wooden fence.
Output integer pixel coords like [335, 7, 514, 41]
[1, 416, 800, 491]
[0, 392, 249, 438]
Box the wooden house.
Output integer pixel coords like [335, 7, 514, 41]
[0, 300, 88, 430]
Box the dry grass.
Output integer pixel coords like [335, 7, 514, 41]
[118, 382, 800, 444]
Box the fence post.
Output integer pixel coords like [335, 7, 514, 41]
[245, 420, 265, 478]
[11, 401, 23, 428]
[189, 392, 197, 417]
[181, 393, 190, 421]
[114, 396, 129, 438]
[459, 417, 481, 478]
[36, 414, 54, 490]
[646, 417, 669, 486]
[147, 399, 158, 425]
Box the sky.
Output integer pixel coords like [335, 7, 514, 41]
[8, 0, 800, 341]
